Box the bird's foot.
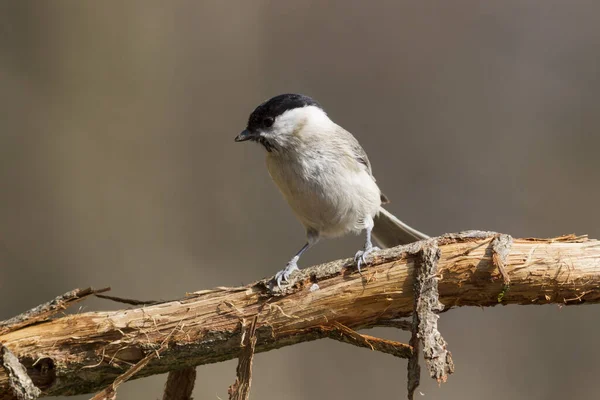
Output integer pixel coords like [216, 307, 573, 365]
[274, 260, 300, 289]
[354, 245, 380, 273]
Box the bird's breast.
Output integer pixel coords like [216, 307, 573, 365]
[265, 151, 381, 237]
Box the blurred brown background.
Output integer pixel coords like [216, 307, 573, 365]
[1, 1, 599, 399]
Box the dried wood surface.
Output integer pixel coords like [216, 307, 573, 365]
[1, 231, 599, 399]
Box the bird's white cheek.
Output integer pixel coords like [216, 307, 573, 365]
[273, 107, 319, 136]
[271, 120, 296, 138]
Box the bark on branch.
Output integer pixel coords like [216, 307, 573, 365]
[1, 231, 599, 399]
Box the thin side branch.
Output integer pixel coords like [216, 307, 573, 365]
[323, 322, 412, 359]
[94, 294, 159, 306]
[0, 287, 110, 336]
[0, 232, 599, 398]
[89, 324, 176, 400]
[89, 350, 160, 400]
[162, 368, 196, 400]
[415, 242, 453, 383]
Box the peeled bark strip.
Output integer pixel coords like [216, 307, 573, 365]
[1, 232, 599, 398]
[1, 346, 40, 400]
[407, 273, 421, 400]
[408, 240, 453, 400]
[228, 317, 258, 400]
[414, 242, 453, 383]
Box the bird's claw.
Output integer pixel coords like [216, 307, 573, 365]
[274, 261, 299, 289]
[354, 246, 380, 273]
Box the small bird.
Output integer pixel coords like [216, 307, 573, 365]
[235, 94, 428, 287]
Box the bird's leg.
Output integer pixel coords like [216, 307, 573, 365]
[354, 217, 380, 273]
[274, 230, 319, 288]
[274, 243, 308, 286]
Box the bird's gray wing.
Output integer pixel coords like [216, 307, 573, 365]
[333, 125, 375, 178]
[353, 146, 391, 203]
[332, 126, 428, 246]
[333, 125, 390, 202]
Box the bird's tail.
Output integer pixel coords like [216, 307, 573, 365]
[372, 207, 429, 248]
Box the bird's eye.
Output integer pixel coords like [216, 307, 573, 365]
[263, 117, 274, 128]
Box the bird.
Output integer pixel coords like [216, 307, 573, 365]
[235, 94, 428, 288]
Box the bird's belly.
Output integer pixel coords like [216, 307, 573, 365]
[266, 155, 381, 238]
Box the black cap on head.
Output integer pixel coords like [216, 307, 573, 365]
[247, 94, 321, 132]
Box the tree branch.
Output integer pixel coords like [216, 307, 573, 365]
[0, 231, 599, 399]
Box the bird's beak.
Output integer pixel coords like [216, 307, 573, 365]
[234, 129, 253, 142]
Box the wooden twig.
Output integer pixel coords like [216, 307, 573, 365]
[325, 322, 412, 359]
[228, 316, 258, 400]
[95, 294, 159, 306]
[162, 368, 196, 400]
[89, 351, 159, 400]
[0, 232, 599, 399]
[0, 287, 110, 336]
